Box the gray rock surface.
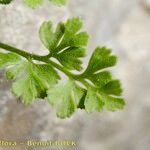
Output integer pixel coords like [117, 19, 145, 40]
[0, 0, 150, 150]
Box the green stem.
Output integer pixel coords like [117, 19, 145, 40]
[0, 42, 78, 79]
[0, 42, 44, 60]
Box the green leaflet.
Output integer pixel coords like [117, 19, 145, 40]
[12, 62, 60, 104]
[0, 53, 21, 68]
[85, 47, 117, 74]
[0, 52, 60, 104]
[84, 88, 125, 113]
[102, 94, 125, 111]
[100, 80, 123, 96]
[56, 47, 86, 71]
[39, 21, 65, 51]
[47, 80, 84, 118]
[80, 46, 125, 112]
[88, 71, 112, 88]
[39, 17, 89, 71]
[12, 76, 39, 104]
[85, 88, 104, 113]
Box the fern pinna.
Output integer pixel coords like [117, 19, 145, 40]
[0, 17, 125, 118]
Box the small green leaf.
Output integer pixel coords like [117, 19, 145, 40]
[39, 17, 89, 71]
[56, 47, 86, 71]
[65, 17, 83, 34]
[102, 95, 125, 111]
[12, 61, 60, 104]
[81, 46, 125, 112]
[0, 53, 21, 68]
[88, 71, 112, 88]
[39, 21, 65, 51]
[47, 80, 84, 118]
[100, 80, 123, 96]
[85, 47, 117, 74]
[85, 88, 104, 113]
[12, 76, 38, 104]
[57, 17, 88, 50]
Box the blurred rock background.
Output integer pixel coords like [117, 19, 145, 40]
[0, 0, 150, 149]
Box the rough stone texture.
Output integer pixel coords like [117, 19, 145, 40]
[0, 0, 150, 150]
